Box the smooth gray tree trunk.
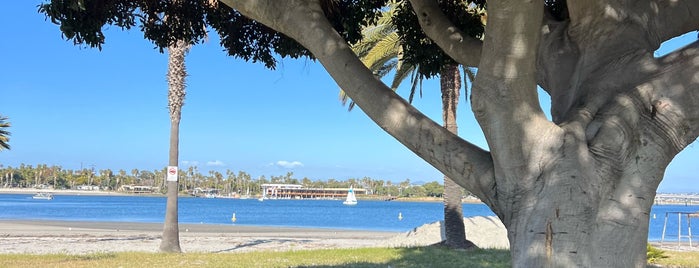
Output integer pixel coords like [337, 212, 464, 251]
[223, 0, 699, 267]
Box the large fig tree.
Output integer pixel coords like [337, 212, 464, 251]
[222, 0, 699, 267]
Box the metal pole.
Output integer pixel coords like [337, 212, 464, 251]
[689, 213, 693, 247]
[679, 213, 682, 249]
[662, 212, 669, 245]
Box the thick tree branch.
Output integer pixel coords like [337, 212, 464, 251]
[565, 0, 599, 26]
[652, 0, 699, 45]
[407, 0, 482, 68]
[221, 0, 497, 205]
[650, 41, 699, 148]
[470, 0, 559, 195]
[583, 42, 699, 196]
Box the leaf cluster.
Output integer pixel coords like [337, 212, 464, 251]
[38, 0, 386, 69]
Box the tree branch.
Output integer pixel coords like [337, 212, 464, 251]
[650, 40, 699, 148]
[652, 0, 699, 45]
[221, 0, 497, 204]
[470, 0, 561, 194]
[407, 0, 482, 67]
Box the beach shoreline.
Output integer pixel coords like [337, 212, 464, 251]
[0, 219, 400, 254]
[0, 188, 137, 196]
[1, 218, 696, 255]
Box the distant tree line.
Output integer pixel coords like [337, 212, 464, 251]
[0, 164, 457, 198]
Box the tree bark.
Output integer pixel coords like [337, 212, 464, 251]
[440, 64, 473, 249]
[221, 0, 699, 266]
[159, 40, 187, 253]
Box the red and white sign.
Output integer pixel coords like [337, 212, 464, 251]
[166, 166, 178, 182]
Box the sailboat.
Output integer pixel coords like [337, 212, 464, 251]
[343, 186, 357, 205]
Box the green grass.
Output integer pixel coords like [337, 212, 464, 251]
[0, 247, 511, 268]
[652, 250, 699, 268]
[3, 246, 699, 267]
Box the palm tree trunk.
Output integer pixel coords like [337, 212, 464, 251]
[159, 40, 188, 253]
[440, 64, 475, 249]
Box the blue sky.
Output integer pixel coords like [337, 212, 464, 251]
[1, 2, 697, 192]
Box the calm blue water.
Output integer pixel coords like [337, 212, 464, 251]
[0, 194, 493, 232]
[0, 194, 696, 241]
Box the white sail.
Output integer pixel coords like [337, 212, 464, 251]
[343, 186, 357, 205]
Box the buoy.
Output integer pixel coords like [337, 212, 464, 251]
[653, 214, 656, 219]
[398, 212, 403, 221]
[231, 212, 237, 223]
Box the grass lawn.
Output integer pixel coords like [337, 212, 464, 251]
[652, 250, 699, 267]
[0, 247, 510, 268]
[1, 246, 698, 267]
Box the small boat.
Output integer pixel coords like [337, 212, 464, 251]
[32, 192, 54, 200]
[343, 186, 357, 206]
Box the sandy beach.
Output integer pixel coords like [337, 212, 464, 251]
[1, 216, 694, 255]
[0, 220, 400, 254]
[0, 216, 512, 254]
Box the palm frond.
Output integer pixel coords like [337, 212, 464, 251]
[407, 70, 424, 104]
[462, 66, 477, 101]
[361, 33, 400, 72]
[0, 115, 10, 151]
[391, 62, 416, 92]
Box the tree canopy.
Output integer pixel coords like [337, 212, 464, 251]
[39, 0, 385, 69]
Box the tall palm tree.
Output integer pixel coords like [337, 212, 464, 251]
[160, 39, 188, 253]
[0, 115, 11, 151]
[339, 1, 475, 249]
[440, 64, 478, 249]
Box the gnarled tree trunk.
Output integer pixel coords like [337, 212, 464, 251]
[223, 0, 699, 267]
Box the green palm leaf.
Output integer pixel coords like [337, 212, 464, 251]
[0, 115, 11, 151]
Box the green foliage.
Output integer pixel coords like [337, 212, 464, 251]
[647, 243, 668, 264]
[393, 0, 485, 78]
[0, 164, 444, 198]
[0, 115, 10, 151]
[423, 181, 444, 197]
[38, 0, 386, 69]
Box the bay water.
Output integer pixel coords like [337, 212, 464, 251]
[0, 194, 696, 241]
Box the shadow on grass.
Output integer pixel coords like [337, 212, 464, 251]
[213, 238, 314, 253]
[295, 245, 511, 268]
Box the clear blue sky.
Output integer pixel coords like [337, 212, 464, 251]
[1, 2, 697, 192]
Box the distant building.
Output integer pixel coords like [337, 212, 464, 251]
[76, 185, 100, 191]
[119, 185, 157, 194]
[260, 183, 366, 199]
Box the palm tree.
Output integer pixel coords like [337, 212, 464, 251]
[440, 63, 477, 249]
[340, 1, 476, 249]
[339, 1, 416, 110]
[160, 39, 188, 253]
[0, 115, 11, 151]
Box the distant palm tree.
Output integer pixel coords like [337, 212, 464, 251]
[0, 115, 11, 151]
[339, 2, 475, 249]
[160, 40, 188, 253]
